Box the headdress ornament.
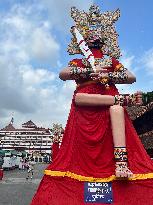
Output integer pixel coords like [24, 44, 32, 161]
[50, 123, 63, 143]
[67, 4, 121, 59]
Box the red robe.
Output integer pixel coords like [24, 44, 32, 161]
[52, 142, 60, 161]
[30, 49, 153, 205]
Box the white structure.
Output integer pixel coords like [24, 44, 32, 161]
[2, 156, 12, 169]
[0, 120, 53, 155]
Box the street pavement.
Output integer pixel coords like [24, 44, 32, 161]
[0, 163, 48, 205]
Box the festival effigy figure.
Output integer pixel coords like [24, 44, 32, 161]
[31, 5, 153, 205]
[50, 123, 63, 161]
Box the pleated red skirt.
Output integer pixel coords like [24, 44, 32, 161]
[30, 83, 153, 205]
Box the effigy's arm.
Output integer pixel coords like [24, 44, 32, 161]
[59, 67, 72, 81]
[89, 66, 136, 85]
[59, 65, 103, 81]
[59, 66, 136, 85]
[107, 68, 136, 84]
[59, 55, 136, 86]
[123, 69, 136, 84]
[59, 67, 91, 81]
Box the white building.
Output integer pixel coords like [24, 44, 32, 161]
[0, 120, 53, 155]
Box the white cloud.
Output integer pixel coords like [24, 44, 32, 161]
[20, 66, 56, 86]
[29, 28, 60, 64]
[11, 80, 76, 129]
[120, 51, 135, 72]
[142, 48, 153, 75]
[42, 0, 94, 31]
[117, 49, 153, 93]
[1, 3, 60, 66]
[0, 2, 62, 128]
[0, 1, 97, 129]
[117, 84, 138, 94]
[117, 52, 137, 94]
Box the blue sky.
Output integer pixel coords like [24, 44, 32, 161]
[0, 0, 152, 128]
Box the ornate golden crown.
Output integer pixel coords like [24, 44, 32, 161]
[67, 4, 121, 59]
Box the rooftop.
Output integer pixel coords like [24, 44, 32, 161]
[22, 120, 37, 128]
[1, 123, 16, 131]
[140, 130, 153, 149]
[126, 102, 153, 121]
[0, 120, 49, 132]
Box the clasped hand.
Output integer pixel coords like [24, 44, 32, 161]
[90, 64, 109, 80]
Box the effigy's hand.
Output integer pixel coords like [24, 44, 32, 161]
[90, 65, 109, 80]
[90, 72, 109, 80]
[94, 64, 109, 73]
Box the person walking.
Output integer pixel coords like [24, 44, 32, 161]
[26, 160, 34, 180]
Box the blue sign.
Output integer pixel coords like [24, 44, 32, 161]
[84, 182, 113, 203]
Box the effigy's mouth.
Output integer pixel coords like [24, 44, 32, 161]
[87, 38, 104, 49]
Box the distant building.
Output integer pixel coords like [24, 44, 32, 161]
[127, 102, 153, 158]
[0, 120, 53, 155]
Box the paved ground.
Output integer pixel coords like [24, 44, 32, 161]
[0, 163, 48, 205]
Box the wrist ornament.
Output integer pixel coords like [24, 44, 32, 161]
[70, 66, 93, 79]
[114, 95, 124, 106]
[114, 94, 138, 106]
[114, 147, 128, 162]
[108, 67, 128, 83]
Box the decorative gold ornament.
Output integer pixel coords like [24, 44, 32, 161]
[67, 4, 121, 59]
[51, 123, 63, 143]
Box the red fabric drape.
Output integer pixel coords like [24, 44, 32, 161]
[31, 83, 153, 205]
[31, 176, 153, 205]
[30, 52, 153, 204]
[52, 142, 59, 161]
